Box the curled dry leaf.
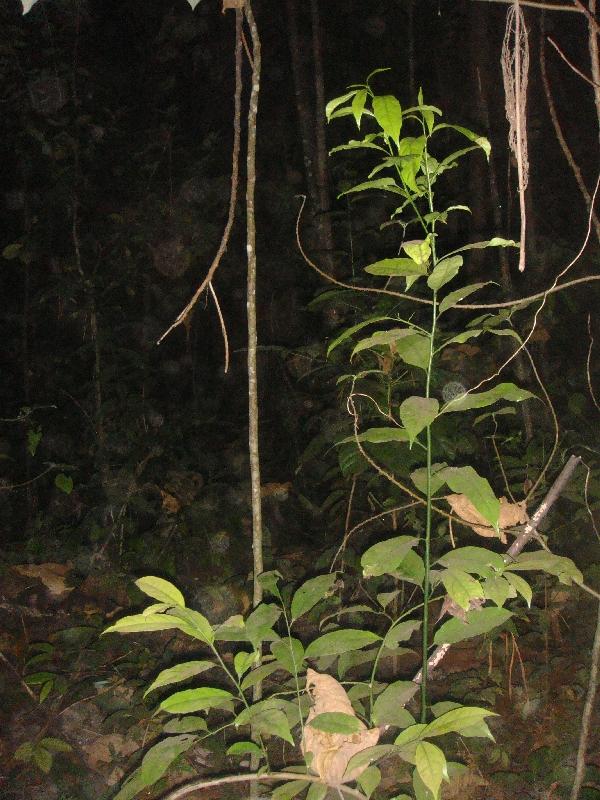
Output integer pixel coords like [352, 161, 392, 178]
[445, 495, 527, 544]
[301, 668, 380, 786]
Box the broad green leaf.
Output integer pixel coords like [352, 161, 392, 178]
[393, 550, 426, 586]
[136, 577, 185, 608]
[423, 706, 497, 738]
[438, 282, 490, 314]
[440, 568, 484, 611]
[304, 629, 381, 660]
[402, 239, 431, 265]
[358, 765, 382, 798]
[2, 242, 23, 259]
[415, 742, 447, 798]
[271, 637, 305, 675]
[344, 744, 399, 779]
[226, 741, 262, 757]
[307, 783, 328, 800]
[445, 237, 519, 259]
[399, 396, 439, 445]
[54, 473, 73, 494]
[395, 332, 431, 371]
[160, 687, 234, 715]
[144, 660, 216, 696]
[245, 603, 282, 648]
[104, 613, 183, 635]
[427, 256, 463, 291]
[363, 258, 428, 277]
[398, 136, 426, 191]
[234, 650, 257, 679]
[271, 780, 310, 800]
[331, 139, 385, 154]
[325, 90, 358, 121]
[361, 536, 419, 577]
[39, 680, 53, 703]
[292, 574, 338, 621]
[483, 575, 514, 607]
[39, 737, 71, 753]
[309, 712, 362, 734]
[113, 768, 149, 800]
[442, 383, 535, 414]
[139, 734, 197, 785]
[433, 123, 490, 158]
[167, 607, 214, 645]
[373, 94, 402, 143]
[440, 465, 499, 531]
[327, 316, 391, 356]
[33, 746, 52, 773]
[503, 571, 532, 607]
[163, 716, 208, 734]
[442, 329, 483, 347]
[340, 177, 404, 197]
[338, 426, 409, 445]
[250, 707, 294, 744]
[351, 327, 417, 356]
[507, 551, 582, 585]
[240, 660, 282, 691]
[436, 546, 504, 577]
[258, 570, 283, 595]
[410, 463, 448, 496]
[412, 767, 437, 800]
[382, 620, 422, 648]
[351, 89, 368, 126]
[434, 607, 512, 645]
[373, 681, 419, 727]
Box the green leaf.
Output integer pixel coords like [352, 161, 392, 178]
[292, 574, 339, 621]
[270, 637, 305, 675]
[427, 256, 463, 291]
[507, 551, 582, 585]
[163, 716, 208, 734]
[340, 177, 404, 197]
[438, 283, 489, 314]
[304, 629, 381, 660]
[352, 89, 368, 126]
[439, 465, 499, 532]
[54, 473, 73, 494]
[344, 744, 399, 778]
[240, 660, 282, 691]
[399, 397, 439, 445]
[250, 707, 294, 745]
[483, 575, 514, 607]
[382, 620, 422, 648]
[33, 746, 53, 773]
[416, 742, 447, 798]
[27, 427, 42, 457]
[436, 546, 505, 577]
[440, 568, 484, 611]
[434, 123, 490, 158]
[326, 90, 358, 121]
[160, 687, 234, 715]
[442, 330, 483, 347]
[245, 603, 282, 648]
[358, 765, 382, 798]
[402, 239, 431, 265]
[373, 94, 402, 143]
[135, 577, 185, 608]
[338, 426, 409, 445]
[446, 237, 519, 258]
[309, 712, 363, 734]
[167, 607, 215, 645]
[271, 780, 310, 800]
[14, 742, 34, 761]
[39, 737, 71, 753]
[2, 242, 23, 260]
[423, 706, 497, 737]
[103, 613, 183, 635]
[395, 332, 431, 371]
[373, 681, 419, 727]
[144, 660, 216, 697]
[393, 550, 426, 586]
[307, 783, 328, 800]
[39, 680, 53, 703]
[113, 768, 149, 800]
[234, 650, 257, 679]
[352, 327, 415, 355]
[410, 462, 448, 496]
[441, 383, 535, 414]
[363, 258, 428, 277]
[327, 316, 391, 356]
[227, 741, 262, 757]
[258, 570, 283, 595]
[361, 536, 419, 578]
[434, 607, 513, 645]
[412, 767, 437, 800]
[503, 571, 532, 607]
[139, 735, 197, 785]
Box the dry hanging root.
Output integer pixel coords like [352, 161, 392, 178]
[502, 1, 530, 272]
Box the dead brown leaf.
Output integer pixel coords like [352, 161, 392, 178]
[13, 562, 73, 600]
[301, 668, 380, 786]
[446, 495, 527, 544]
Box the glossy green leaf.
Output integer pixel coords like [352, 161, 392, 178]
[507, 551, 582, 585]
[351, 89, 368, 126]
[436, 546, 504, 577]
[415, 742, 446, 798]
[139, 734, 197, 785]
[427, 256, 463, 291]
[424, 706, 497, 737]
[440, 568, 484, 611]
[292, 573, 338, 621]
[373, 681, 419, 727]
[399, 396, 438, 445]
[361, 536, 419, 577]
[358, 765, 382, 798]
[167, 607, 214, 644]
[136, 577, 185, 608]
[402, 239, 431, 265]
[103, 613, 184, 635]
[309, 712, 362, 734]
[325, 90, 358, 121]
[483, 575, 514, 607]
[434, 607, 512, 645]
[393, 550, 426, 586]
[438, 282, 490, 314]
[363, 257, 428, 277]
[144, 660, 216, 697]
[226, 741, 262, 757]
[160, 687, 234, 715]
[434, 123, 490, 158]
[410, 462, 448, 496]
[234, 650, 257, 679]
[373, 94, 402, 143]
[340, 177, 404, 196]
[503, 571, 532, 607]
[344, 744, 399, 779]
[304, 629, 380, 660]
